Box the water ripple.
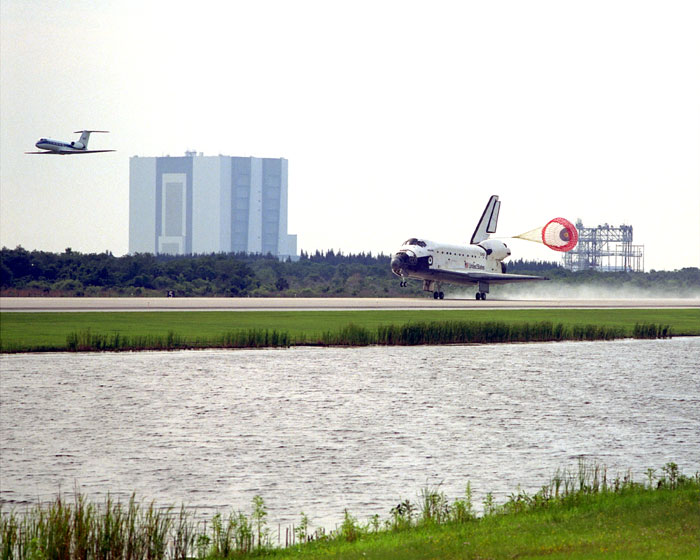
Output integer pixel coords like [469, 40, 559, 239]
[1, 338, 699, 530]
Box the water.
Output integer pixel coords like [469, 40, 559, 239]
[1, 338, 699, 531]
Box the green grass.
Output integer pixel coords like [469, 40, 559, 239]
[279, 487, 699, 559]
[1, 309, 698, 352]
[2, 463, 697, 559]
[269, 462, 700, 559]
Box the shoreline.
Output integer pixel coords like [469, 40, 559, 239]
[2, 462, 696, 559]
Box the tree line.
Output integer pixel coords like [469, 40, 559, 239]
[1, 246, 698, 298]
[1, 247, 402, 297]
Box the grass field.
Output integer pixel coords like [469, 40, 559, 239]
[1, 308, 698, 352]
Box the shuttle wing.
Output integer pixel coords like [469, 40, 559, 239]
[422, 268, 547, 286]
[461, 271, 547, 284]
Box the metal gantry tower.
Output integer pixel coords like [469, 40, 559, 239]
[563, 221, 644, 272]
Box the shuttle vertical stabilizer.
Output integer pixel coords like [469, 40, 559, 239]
[470, 195, 500, 244]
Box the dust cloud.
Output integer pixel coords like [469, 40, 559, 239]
[446, 282, 700, 301]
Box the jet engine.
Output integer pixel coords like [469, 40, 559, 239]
[478, 239, 511, 261]
[70, 142, 85, 149]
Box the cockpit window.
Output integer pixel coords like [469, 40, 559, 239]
[402, 238, 426, 247]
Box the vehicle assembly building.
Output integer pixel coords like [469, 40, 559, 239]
[129, 153, 297, 258]
[563, 221, 644, 272]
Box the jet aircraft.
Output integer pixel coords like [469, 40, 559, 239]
[390, 195, 550, 300]
[25, 130, 115, 154]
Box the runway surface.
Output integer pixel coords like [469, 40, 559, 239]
[2, 297, 699, 312]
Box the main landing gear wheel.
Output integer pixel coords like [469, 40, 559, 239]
[475, 292, 487, 300]
[433, 291, 444, 300]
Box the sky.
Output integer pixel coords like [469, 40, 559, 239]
[1, 0, 699, 271]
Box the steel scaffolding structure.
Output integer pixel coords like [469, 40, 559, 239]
[563, 220, 644, 272]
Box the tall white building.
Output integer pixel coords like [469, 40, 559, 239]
[129, 153, 297, 258]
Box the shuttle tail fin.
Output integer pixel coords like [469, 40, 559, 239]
[470, 195, 501, 244]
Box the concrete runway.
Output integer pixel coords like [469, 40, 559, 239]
[2, 296, 699, 312]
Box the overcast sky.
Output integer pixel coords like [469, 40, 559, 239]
[2, 0, 698, 270]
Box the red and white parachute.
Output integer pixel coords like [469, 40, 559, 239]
[514, 218, 578, 252]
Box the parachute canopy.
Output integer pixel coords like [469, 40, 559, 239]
[514, 217, 578, 252]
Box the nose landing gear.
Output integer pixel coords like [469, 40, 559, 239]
[433, 291, 445, 300]
[475, 292, 487, 300]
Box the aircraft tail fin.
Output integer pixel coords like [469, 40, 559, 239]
[73, 130, 109, 149]
[470, 195, 500, 244]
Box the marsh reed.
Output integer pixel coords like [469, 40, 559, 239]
[63, 320, 671, 352]
[0, 493, 270, 560]
[65, 329, 291, 352]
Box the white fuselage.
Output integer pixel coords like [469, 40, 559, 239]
[35, 138, 86, 153]
[425, 242, 499, 274]
[391, 237, 508, 282]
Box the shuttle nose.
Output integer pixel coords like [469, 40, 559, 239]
[391, 251, 416, 274]
[391, 253, 406, 274]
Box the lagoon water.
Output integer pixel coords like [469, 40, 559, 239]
[1, 338, 699, 531]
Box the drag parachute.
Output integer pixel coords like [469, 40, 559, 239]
[514, 217, 578, 252]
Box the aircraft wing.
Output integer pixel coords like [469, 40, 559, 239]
[422, 269, 547, 286]
[55, 150, 117, 154]
[25, 150, 116, 155]
[462, 271, 548, 284]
